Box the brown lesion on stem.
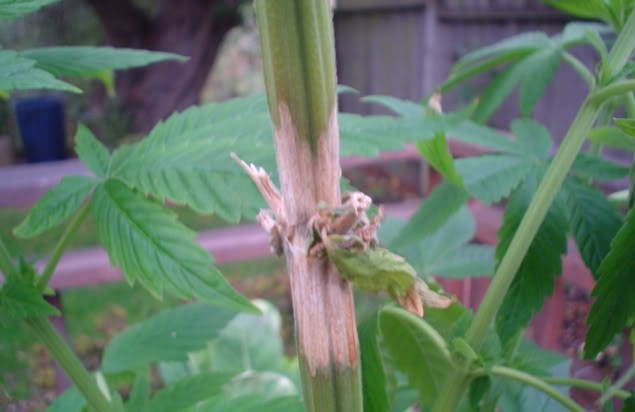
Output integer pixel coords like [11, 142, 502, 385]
[232, 105, 358, 375]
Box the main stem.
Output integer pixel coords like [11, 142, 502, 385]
[433, 9, 635, 412]
[27, 317, 114, 412]
[254, 1, 362, 411]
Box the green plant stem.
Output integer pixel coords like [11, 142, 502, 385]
[597, 363, 635, 405]
[37, 202, 91, 291]
[27, 316, 114, 412]
[0, 236, 17, 279]
[472, 366, 584, 412]
[544, 377, 630, 400]
[625, 92, 635, 117]
[589, 103, 614, 156]
[590, 80, 635, 105]
[254, 1, 362, 411]
[469, 101, 598, 348]
[433, 104, 598, 412]
[607, 11, 635, 74]
[432, 9, 635, 412]
[563, 52, 595, 89]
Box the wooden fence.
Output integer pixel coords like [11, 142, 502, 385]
[334, 0, 593, 140]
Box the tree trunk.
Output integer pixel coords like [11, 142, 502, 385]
[254, 1, 363, 411]
[86, 0, 241, 132]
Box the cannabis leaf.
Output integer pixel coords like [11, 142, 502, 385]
[0, 276, 59, 318]
[22, 47, 185, 93]
[358, 314, 390, 412]
[141, 372, 237, 412]
[380, 307, 454, 408]
[14, 176, 96, 238]
[440, 22, 609, 122]
[585, 207, 635, 358]
[0, 50, 80, 94]
[91, 180, 255, 314]
[74, 124, 110, 178]
[495, 169, 569, 345]
[102, 303, 235, 373]
[564, 177, 622, 278]
[0, 0, 59, 19]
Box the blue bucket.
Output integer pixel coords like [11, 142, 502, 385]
[15, 96, 67, 163]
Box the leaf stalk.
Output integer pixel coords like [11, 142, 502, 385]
[37, 202, 91, 291]
[27, 316, 115, 412]
[473, 366, 584, 412]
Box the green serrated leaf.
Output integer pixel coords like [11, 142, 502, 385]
[142, 371, 237, 412]
[102, 303, 235, 373]
[519, 45, 563, 117]
[0, 276, 59, 318]
[448, 121, 522, 154]
[384, 204, 495, 279]
[425, 245, 496, 278]
[212, 300, 286, 373]
[22, 47, 185, 93]
[571, 153, 629, 181]
[454, 32, 550, 72]
[361, 95, 424, 118]
[125, 374, 150, 412]
[0, 0, 59, 19]
[472, 62, 526, 124]
[338, 114, 438, 157]
[615, 118, 635, 137]
[14, 176, 96, 238]
[109, 99, 273, 222]
[512, 340, 567, 377]
[0, 50, 80, 94]
[358, 314, 389, 412]
[45, 386, 84, 412]
[416, 133, 464, 187]
[495, 169, 569, 345]
[469, 376, 491, 411]
[545, 0, 613, 23]
[588, 126, 635, 152]
[586, 206, 635, 358]
[92, 180, 255, 314]
[195, 393, 304, 412]
[379, 306, 453, 408]
[511, 119, 552, 160]
[456, 154, 532, 204]
[75, 124, 110, 177]
[623, 394, 635, 412]
[441, 50, 534, 93]
[564, 177, 622, 278]
[387, 182, 469, 250]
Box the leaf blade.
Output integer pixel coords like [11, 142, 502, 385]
[102, 303, 235, 373]
[379, 306, 453, 408]
[0, 276, 59, 318]
[0, 50, 80, 93]
[91, 180, 255, 313]
[14, 175, 96, 238]
[585, 207, 635, 358]
[564, 177, 622, 278]
[456, 154, 532, 204]
[495, 169, 569, 345]
[416, 133, 464, 187]
[75, 124, 110, 178]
